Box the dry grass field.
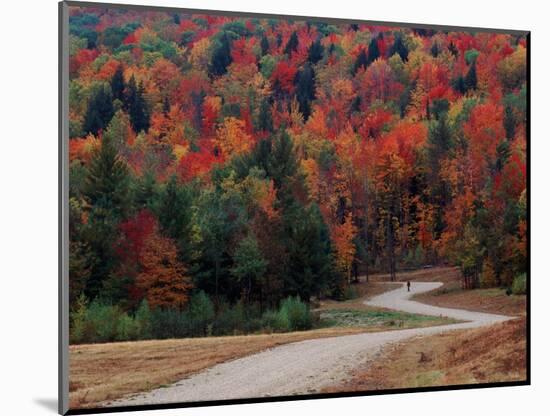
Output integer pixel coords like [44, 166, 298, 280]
[324, 317, 527, 392]
[404, 268, 526, 316]
[69, 327, 369, 408]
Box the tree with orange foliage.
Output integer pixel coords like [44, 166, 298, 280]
[356, 59, 402, 106]
[136, 227, 193, 310]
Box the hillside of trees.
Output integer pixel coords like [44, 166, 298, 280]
[67, 6, 527, 341]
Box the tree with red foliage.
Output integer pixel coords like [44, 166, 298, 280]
[271, 60, 297, 98]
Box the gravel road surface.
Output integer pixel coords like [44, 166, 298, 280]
[108, 281, 511, 406]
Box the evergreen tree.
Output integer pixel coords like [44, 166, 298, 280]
[430, 42, 440, 57]
[83, 132, 129, 213]
[284, 203, 332, 302]
[448, 41, 459, 57]
[353, 48, 369, 74]
[504, 105, 516, 139]
[103, 110, 131, 149]
[389, 34, 408, 61]
[134, 170, 157, 209]
[428, 113, 453, 158]
[430, 98, 450, 120]
[195, 186, 246, 304]
[465, 61, 477, 91]
[260, 34, 270, 56]
[452, 76, 467, 94]
[126, 75, 150, 133]
[495, 140, 511, 172]
[257, 98, 273, 132]
[307, 39, 324, 64]
[267, 129, 298, 190]
[367, 37, 380, 65]
[210, 33, 232, 76]
[83, 84, 114, 136]
[230, 235, 267, 304]
[154, 175, 193, 262]
[111, 65, 125, 102]
[351, 96, 361, 113]
[81, 133, 129, 299]
[294, 63, 316, 121]
[284, 31, 299, 56]
[426, 114, 453, 235]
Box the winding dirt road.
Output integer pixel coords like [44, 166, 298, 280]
[109, 282, 512, 407]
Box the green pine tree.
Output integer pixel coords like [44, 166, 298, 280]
[111, 65, 125, 102]
[465, 61, 477, 91]
[367, 37, 380, 65]
[126, 75, 150, 133]
[353, 48, 369, 74]
[295, 63, 316, 121]
[284, 31, 299, 56]
[260, 34, 270, 56]
[210, 33, 232, 76]
[504, 105, 516, 139]
[257, 98, 274, 132]
[307, 39, 324, 64]
[83, 84, 114, 136]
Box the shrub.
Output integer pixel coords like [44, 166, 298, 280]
[244, 317, 264, 333]
[86, 301, 122, 342]
[261, 309, 289, 332]
[213, 302, 245, 335]
[279, 296, 312, 331]
[511, 273, 527, 295]
[70, 294, 91, 344]
[135, 300, 152, 340]
[187, 291, 215, 336]
[150, 308, 189, 339]
[343, 285, 359, 300]
[115, 314, 139, 341]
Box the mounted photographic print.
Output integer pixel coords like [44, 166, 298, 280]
[59, 1, 530, 414]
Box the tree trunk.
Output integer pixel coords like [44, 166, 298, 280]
[215, 258, 220, 308]
[363, 177, 369, 283]
[387, 214, 396, 282]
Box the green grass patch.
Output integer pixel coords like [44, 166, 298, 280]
[478, 288, 507, 298]
[319, 309, 456, 329]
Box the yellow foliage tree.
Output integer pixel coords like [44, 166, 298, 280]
[215, 117, 253, 157]
[189, 37, 212, 72]
[333, 213, 358, 284]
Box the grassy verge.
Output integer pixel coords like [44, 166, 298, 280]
[369, 266, 461, 284]
[319, 309, 456, 329]
[324, 317, 526, 393]
[408, 272, 526, 316]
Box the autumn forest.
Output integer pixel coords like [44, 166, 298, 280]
[67, 6, 527, 343]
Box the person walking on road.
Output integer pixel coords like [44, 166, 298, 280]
[407, 281, 411, 292]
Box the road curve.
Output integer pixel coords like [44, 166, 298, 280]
[108, 282, 511, 407]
